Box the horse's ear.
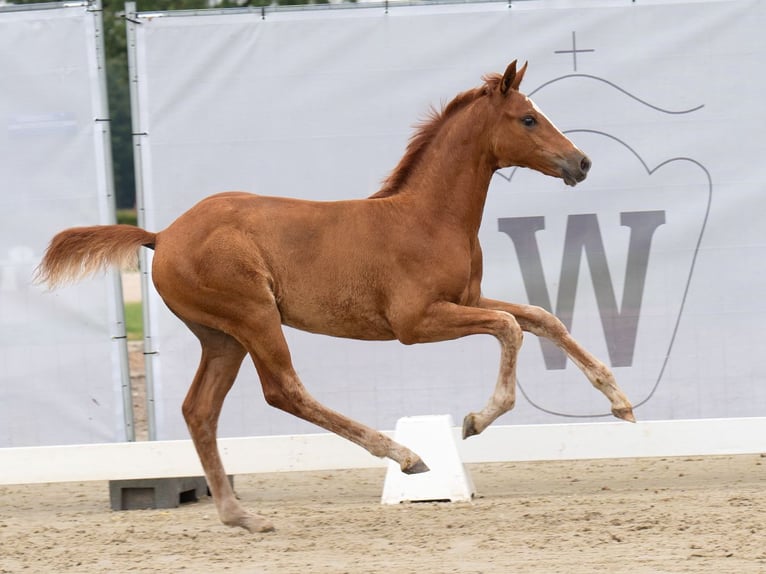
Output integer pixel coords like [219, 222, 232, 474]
[513, 61, 528, 91]
[500, 61, 517, 95]
[500, 60, 528, 95]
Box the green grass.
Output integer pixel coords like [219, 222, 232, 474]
[124, 302, 143, 341]
[116, 208, 138, 226]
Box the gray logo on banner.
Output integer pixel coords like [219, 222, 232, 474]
[499, 211, 666, 369]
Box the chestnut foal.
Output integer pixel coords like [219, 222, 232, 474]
[37, 61, 634, 532]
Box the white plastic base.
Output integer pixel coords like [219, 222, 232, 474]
[381, 415, 475, 504]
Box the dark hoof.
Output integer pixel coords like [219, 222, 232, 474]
[402, 458, 430, 475]
[612, 406, 636, 423]
[462, 414, 479, 439]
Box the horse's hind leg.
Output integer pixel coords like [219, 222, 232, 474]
[181, 322, 274, 533]
[478, 297, 635, 422]
[233, 303, 428, 475]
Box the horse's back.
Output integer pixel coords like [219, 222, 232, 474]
[151, 191, 399, 340]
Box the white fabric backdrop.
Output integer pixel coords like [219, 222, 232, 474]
[131, 0, 766, 439]
[0, 3, 128, 447]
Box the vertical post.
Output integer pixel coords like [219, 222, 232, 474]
[126, 1, 157, 441]
[91, 0, 135, 441]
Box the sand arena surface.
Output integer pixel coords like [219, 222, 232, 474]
[6, 280, 761, 572]
[1, 454, 765, 573]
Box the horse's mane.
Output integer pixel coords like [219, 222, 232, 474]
[370, 73, 502, 199]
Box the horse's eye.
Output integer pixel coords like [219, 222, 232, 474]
[522, 115, 537, 128]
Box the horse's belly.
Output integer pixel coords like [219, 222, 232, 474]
[278, 301, 396, 341]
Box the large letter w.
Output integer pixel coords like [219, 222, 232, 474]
[498, 211, 665, 369]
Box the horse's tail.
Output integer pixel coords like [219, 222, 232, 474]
[35, 224, 157, 289]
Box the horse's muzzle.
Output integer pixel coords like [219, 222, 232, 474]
[561, 154, 591, 187]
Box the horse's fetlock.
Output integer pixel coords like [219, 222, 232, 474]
[493, 389, 516, 413]
[592, 365, 615, 388]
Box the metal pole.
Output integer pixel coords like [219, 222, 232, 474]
[91, 0, 136, 441]
[126, 1, 158, 441]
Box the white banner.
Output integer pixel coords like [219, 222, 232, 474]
[0, 3, 129, 447]
[131, 0, 766, 439]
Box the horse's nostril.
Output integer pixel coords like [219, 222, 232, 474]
[580, 156, 592, 173]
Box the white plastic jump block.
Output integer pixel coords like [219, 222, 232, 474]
[381, 415, 475, 504]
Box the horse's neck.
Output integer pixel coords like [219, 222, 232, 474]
[395, 105, 495, 236]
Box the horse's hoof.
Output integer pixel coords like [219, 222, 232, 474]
[462, 413, 479, 439]
[612, 406, 636, 423]
[231, 513, 275, 533]
[244, 516, 275, 533]
[402, 458, 430, 475]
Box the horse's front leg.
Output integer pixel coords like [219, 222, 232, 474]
[478, 297, 635, 423]
[395, 301, 524, 439]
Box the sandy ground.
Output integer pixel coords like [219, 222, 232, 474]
[1, 455, 765, 573]
[5, 273, 756, 572]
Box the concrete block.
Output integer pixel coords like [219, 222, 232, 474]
[109, 475, 213, 510]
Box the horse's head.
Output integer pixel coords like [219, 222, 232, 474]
[488, 61, 590, 187]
